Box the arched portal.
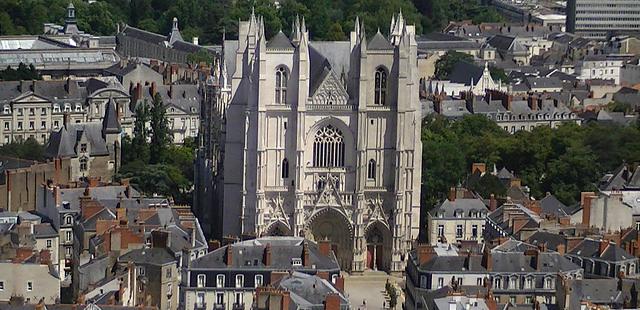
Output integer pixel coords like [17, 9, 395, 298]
[365, 221, 392, 272]
[264, 221, 292, 237]
[306, 208, 353, 270]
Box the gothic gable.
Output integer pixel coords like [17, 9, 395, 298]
[310, 70, 348, 105]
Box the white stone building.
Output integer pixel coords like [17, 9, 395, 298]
[219, 12, 422, 273]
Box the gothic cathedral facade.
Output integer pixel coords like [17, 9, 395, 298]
[219, 12, 422, 273]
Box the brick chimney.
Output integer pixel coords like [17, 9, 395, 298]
[116, 206, 127, 224]
[318, 239, 331, 256]
[208, 240, 221, 251]
[302, 242, 311, 267]
[263, 243, 272, 266]
[556, 243, 566, 255]
[489, 194, 497, 212]
[582, 193, 595, 228]
[448, 187, 456, 202]
[225, 245, 233, 266]
[482, 246, 492, 271]
[151, 230, 169, 248]
[333, 275, 345, 293]
[324, 293, 341, 310]
[599, 240, 609, 257]
[417, 244, 437, 266]
[150, 82, 157, 97]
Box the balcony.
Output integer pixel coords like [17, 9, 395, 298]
[213, 303, 225, 310]
[193, 302, 207, 310]
[232, 303, 245, 310]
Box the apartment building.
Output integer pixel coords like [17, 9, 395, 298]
[567, 0, 640, 39]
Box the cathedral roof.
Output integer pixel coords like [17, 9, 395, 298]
[267, 31, 294, 49]
[367, 31, 393, 50]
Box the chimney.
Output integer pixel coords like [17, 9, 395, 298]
[582, 193, 595, 228]
[448, 187, 456, 202]
[65, 77, 71, 94]
[333, 275, 345, 293]
[87, 177, 99, 187]
[151, 230, 169, 248]
[116, 207, 127, 223]
[124, 185, 131, 198]
[31, 80, 36, 92]
[464, 250, 471, 270]
[489, 194, 497, 212]
[449, 300, 457, 310]
[557, 243, 566, 255]
[263, 243, 272, 266]
[599, 240, 609, 257]
[225, 245, 233, 266]
[134, 82, 142, 103]
[417, 244, 437, 266]
[302, 242, 311, 267]
[270, 271, 288, 285]
[63, 112, 70, 129]
[53, 186, 61, 206]
[208, 240, 221, 251]
[318, 239, 331, 256]
[324, 293, 341, 310]
[19, 80, 27, 92]
[169, 84, 174, 99]
[192, 37, 199, 45]
[482, 246, 492, 271]
[150, 82, 157, 97]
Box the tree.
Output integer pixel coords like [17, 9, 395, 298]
[0, 137, 45, 161]
[489, 66, 508, 83]
[434, 51, 473, 80]
[149, 93, 171, 164]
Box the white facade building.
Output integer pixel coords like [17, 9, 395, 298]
[219, 12, 422, 273]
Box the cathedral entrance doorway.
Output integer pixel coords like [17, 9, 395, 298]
[306, 208, 353, 270]
[264, 221, 291, 236]
[365, 221, 392, 272]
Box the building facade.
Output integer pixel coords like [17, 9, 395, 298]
[567, 0, 640, 40]
[219, 13, 422, 273]
[428, 196, 489, 245]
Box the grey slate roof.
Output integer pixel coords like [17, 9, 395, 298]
[527, 231, 567, 252]
[33, 223, 57, 238]
[448, 62, 484, 85]
[191, 236, 340, 270]
[267, 31, 294, 49]
[431, 198, 488, 218]
[539, 194, 572, 216]
[102, 97, 120, 134]
[276, 272, 348, 308]
[567, 238, 635, 262]
[118, 247, 176, 266]
[45, 123, 110, 158]
[368, 31, 393, 50]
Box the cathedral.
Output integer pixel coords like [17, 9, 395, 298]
[214, 11, 422, 273]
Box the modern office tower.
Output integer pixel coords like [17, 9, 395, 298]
[567, 0, 640, 39]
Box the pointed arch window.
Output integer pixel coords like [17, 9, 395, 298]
[281, 158, 289, 179]
[374, 67, 387, 105]
[367, 159, 376, 179]
[312, 125, 345, 167]
[275, 66, 288, 104]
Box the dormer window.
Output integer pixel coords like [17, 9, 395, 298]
[3, 107, 9, 114]
[53, 105, 60, 113]
[291, 258, 302, 266]
[64, 104, 71, 112]
[374, 67, 387, 105]
[275, 66, 288, 104]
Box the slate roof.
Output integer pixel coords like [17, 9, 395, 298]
[190, 236, 340, 270]
[567, 238, 635, 262]
[414, 248, 580, 273]
[137, 84, 201, 115]
[275, 272, 349, 308]
[45, 123, 110, 158]
[267, 31, 294, 49]
[527, 231, 567, 252]
[567, 279, 627, 305]
[539, 194, 572, 216]
[33, 223, 57, 238]
[448, 62, 484, 85]
[118, 247, 176, 266]
[497, 167, 514, 180]
[120, 25, 166, 45]
[431, 198, 488, 218]
[525, 77, 563, 90]
[599, 163, 640, 191]
[368, 31, 393, 50]
[486, 35, 516, 51]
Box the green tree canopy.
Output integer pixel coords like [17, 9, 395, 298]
[434, 51, 473, 80]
